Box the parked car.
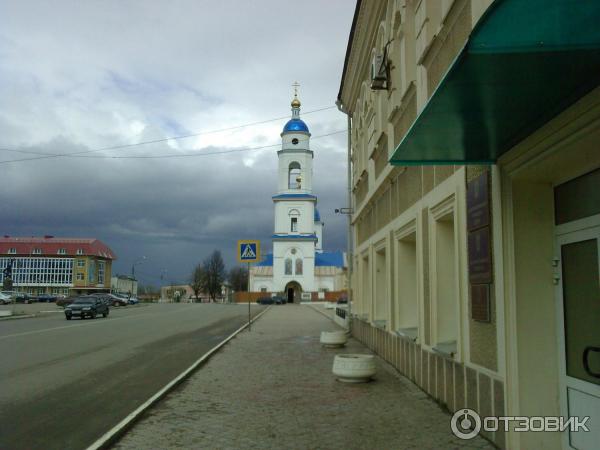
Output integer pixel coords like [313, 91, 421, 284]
[57, 296, 78, 307]
[64, 297, 109, 320]
[38, 293, 58, 303]
[256, 297, 275, 305]
[87, 293, 113, 306]
[15, 293, 36, 303]
[127, 296, 139, 305]
[336, 296, 348, 305]
[0, 292, 11, 304]
[272, 296, 286, 305]
[108, 294, 128, 307]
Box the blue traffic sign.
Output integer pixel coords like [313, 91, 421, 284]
[237, 240, 260, 263]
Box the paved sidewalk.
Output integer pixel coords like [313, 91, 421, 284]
[114, 306, 494, 450]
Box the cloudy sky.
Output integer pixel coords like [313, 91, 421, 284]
[0, 1, 355, 287]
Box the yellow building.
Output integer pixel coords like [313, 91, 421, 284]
[0, 236, 115, 296]
[337, 1, 600, 449]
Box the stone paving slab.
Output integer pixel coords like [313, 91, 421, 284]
[114, 305, 494, 450]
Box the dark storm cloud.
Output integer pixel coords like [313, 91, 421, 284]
[0, 0, 354, 286]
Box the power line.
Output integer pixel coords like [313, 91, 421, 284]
[0, 105, 338, 164]
[74, 130, 346, 159]
[0, 129, 346, 164]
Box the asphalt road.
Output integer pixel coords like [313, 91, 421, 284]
[0, 303, 264, 450]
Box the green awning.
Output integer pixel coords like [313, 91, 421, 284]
[390, 0, 600, 165]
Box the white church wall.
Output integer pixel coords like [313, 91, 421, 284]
[315, 276, 335, 292]
[249, 275, 273, 293]
[274, 201, 315, 234]
[281, 132, 311, 150]
[314, 221, 323, 251]
[273, 240, 315, 292]
[276, 150, 314, 194]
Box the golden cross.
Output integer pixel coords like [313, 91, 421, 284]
[292, 81, 300, 98]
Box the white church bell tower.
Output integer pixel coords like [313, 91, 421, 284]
[272, 84, 318, 298]
[248, 85, 344, 300]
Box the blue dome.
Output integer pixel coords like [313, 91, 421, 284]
[283, 118, 309, 133]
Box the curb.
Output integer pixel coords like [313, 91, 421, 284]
[306, 305, 350, 334]
[307, 304, 337, 323]
[86, 305, 272, 450]
[0, 314, 36, 321]
[0, 303, 153, 321]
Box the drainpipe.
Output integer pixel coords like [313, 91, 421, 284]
[336, 99, 353, 333]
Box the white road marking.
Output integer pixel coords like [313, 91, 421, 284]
[0, 306, 197, 341]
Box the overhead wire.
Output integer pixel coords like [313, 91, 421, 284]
[0, 129, 345, 164]
[70, 130, 346, 159]
[0, 105, 338, 164]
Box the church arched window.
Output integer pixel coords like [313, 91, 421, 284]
[289, 209, 300, 232]
[288, 162, 301, 189]
[295, 258, 303, 275]
[285, 258, 292, 275]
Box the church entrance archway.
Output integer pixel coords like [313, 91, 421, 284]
[284, 281, 302, 304]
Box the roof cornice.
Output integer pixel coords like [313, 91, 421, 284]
[338, 0, 387, 113]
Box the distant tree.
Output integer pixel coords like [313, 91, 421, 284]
[228, 266, 248, 291]
[190, 264, 206, 300]
[202, 250, 226, 302]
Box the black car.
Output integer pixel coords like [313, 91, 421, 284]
[57, 296, 78, 307]
[64, 297, 109, 320]
[257, 296, 286, 305]
[38, 293, 58, 303]
[15, 293, 36, 304]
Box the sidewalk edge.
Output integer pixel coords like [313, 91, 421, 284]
[306, 304, 340, 325]
[86, 306, 272, 450]
[0, 314, 36, 321]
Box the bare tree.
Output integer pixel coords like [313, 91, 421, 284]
[228, 266, 248, 291]
[190, 264, 205, 301]
[202, 250, 226, 302]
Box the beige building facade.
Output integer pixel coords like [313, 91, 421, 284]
[0, 236, 115, 296]
[338, 1, 600, 449]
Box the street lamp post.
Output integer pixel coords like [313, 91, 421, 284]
[131, 256, 146, 278]
[130, 256, 146, 297]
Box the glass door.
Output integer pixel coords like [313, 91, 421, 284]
[556, 224, 600, 450]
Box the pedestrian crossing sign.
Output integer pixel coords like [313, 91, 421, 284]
[237, 240, 260, 263]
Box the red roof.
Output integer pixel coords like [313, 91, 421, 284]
[0, 236, 116, 260]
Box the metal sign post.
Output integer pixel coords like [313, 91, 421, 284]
[237, 240, 260, 331]
[247, 262, 251, 330]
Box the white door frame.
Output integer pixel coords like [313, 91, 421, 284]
[555, 214, 600, 450]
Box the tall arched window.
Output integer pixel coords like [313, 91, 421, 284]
[288, 162, 301, 189]
[295, 258, 303, 275]
[285, 258, 292, 275]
